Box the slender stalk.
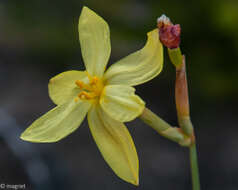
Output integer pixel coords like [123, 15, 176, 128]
[139, 108, 191, 146]
[175, 56, 200, 190]
[189, 143, 200, 190]
[169, 48, 201, 190]
[157, 15, 201, 190]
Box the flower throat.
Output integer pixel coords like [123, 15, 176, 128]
[75, 73, 104, 101]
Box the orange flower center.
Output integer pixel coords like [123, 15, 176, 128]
[75, 73, 104, 101]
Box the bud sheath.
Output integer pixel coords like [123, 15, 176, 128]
[175, 56, 193, 136]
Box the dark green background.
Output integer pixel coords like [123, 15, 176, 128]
[0, 0, 237, 189]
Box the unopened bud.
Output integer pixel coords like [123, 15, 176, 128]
[157, 14, 181, 49]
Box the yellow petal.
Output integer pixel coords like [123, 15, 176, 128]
[48, 70, 87, 105]
[20, 100, 91, 143]
[104, 29, 163, 86]
[88, 106, 139, 185]
[100, 85, 145, 122]
[78, 6, 111, 77]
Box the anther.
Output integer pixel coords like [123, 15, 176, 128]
[75, 80, 84, 89]
[78, 91, 96, 100]
[74, 97, 80, 102]
[90, 77, 99, 85]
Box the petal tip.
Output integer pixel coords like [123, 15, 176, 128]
[133, 178, 139, 186]
[20, 132, 34, 142]
[20, 131, 32, 142]
[81, 6, 90, 13]
[127, 174, 139, 186]
[20, 133, 25, 141]
[79, 6, 92, 24]
[80, 6, 95, 17]
[20, 132, 59, 143]
[49, 78, 54, 84]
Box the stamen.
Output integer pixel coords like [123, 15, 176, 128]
[74, 97, 80, 102]
[75, 80, 93, 91]
[75, 80, 84, 89]
[75, 73, 104, 101]
[90, 77, 99, 85]
[78, 91, 96, 100]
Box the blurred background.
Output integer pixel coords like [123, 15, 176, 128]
[0, 0, 238, 189]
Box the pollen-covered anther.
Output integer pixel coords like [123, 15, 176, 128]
[75, 74, 104, 101]
[75, 80, 93, 91]
[75, 80, 84, 89]
[90, 76, 99, 85]
[74, 97, 80, 102]
[78, 91, 96, 100]
[75, 80, 86, 89]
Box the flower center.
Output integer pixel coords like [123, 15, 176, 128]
[75, 73, 104, 101]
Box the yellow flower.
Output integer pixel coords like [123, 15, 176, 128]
[20, 6, 163, 185]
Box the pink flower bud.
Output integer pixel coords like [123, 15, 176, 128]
[157, 15, 181, 49]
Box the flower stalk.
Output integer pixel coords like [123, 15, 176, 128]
[157, 14, 201, 190]
[139, 108, 191, 146]
[170, 37, 201, 190]
[173, 56, 200, 190]
[190, 143, 201, 190]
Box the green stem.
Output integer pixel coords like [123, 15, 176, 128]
[139, 108, 191, 146]
[168, 47, 183, 67]
[168, 47, 201, 189]
[189, 143, 201, 190]
[178, 116, 193, 137]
